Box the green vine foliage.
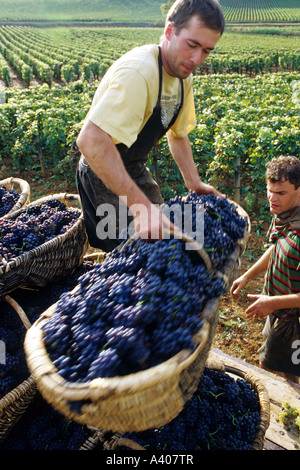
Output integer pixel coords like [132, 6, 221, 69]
[192, 73, 299, 197]
[0, 73, 299, 206]
[0, 81, 96, 179]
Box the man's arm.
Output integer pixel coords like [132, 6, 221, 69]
[245, 292, 300, 319]
[230, 244, 274, 299]
[167, 132, 224, 198]
[77, 120, 173, 239]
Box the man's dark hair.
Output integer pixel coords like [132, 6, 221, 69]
[166, 0, 225, 35]
[266, 155, 300, 190]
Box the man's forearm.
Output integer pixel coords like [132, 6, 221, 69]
[269, 293, 300, 311]
[243, 245, 274, 281]
[167, 132, 202, 192]
[77, 120, 151, 209]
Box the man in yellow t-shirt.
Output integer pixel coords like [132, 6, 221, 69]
[76, 0, 225, 251]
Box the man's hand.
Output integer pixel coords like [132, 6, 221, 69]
[245, 294, 274, 319]
[132, 203, 175, 241]
[230, 274, 249, 300]
[196, 181, 225, 199]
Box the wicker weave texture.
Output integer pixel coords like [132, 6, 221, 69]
[0, 376, 37, 441]
[0, 193, 88, 299]
[25, 304, 210, 432]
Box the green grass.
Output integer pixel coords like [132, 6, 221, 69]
[0, 0, 164, 23]
[0, 0, 299, 24]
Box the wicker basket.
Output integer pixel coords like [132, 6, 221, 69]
[0, 296, 37, 441]
[0, 177, 30, 218]
[106, 361, 270, 451]
[24, 202, 250, 433]
[0, 193, 88, 300]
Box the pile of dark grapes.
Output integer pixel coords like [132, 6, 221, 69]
[121, 367, 261, 450]
[0, 393, 91, 450]
[0, 199, 80, 260]
[162, 192, 247, 269]
[0, 262, 96, 449]
[42, 193, 247, 382]
[0, 185, 19, 217]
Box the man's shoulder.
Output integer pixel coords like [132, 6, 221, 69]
[114, 44, 159, 77]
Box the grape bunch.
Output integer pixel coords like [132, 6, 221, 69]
[122, 367, 261, 450]
[42, 193, 246, 383]
[0, 199, 80, 260]
[0, 185, 19, 217]
[162, 191, 247, 269]
[279, 400, 300, 436]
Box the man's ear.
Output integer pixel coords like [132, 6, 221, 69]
[164, 21, 176, 41]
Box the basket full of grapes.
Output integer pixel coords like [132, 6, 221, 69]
[0, 193, 88, 299]
[24, 193, 250, 433]
[0, 177, 30, 218]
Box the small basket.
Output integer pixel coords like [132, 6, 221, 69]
[106, 362, 270, 451]
[0, 177, 30, 218]
[0, 193, 88, 300]
[24, 202, 250, 433]
[0, 296, 37, 441]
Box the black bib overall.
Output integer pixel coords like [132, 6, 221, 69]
[77, 47, 184, 251]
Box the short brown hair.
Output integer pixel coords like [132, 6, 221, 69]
[266, 155, 300, 189]
[166, 0, 225, 34]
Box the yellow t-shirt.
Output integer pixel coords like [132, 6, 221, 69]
[87, 44, 196, 148]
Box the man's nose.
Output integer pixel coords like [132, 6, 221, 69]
[192, 49, 204, 66]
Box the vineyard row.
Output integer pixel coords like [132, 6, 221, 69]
[0, 73, 298, 205]
[0, 25, 299, 87]
[219, 0, 300, 23]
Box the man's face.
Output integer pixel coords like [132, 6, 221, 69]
[267, 179, 300, 215]
[162, 15, 221, 79]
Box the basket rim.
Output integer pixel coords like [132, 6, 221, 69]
[0, 177, 30, 194]
[0, 177, 31, 219]
[25, 303, 210, 401]
[0, 193, 84, 275]
[0, 374, 36, 411]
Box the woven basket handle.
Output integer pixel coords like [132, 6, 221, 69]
[110, 437, 146, 450]
[4, 295, 32, 330]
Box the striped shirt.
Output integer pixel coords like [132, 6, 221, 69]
[263, 215, 300, 320]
